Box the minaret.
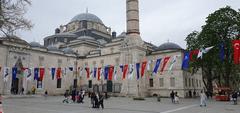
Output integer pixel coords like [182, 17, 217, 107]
[120, 0, 147, 97]
[126, 0, 140, 35]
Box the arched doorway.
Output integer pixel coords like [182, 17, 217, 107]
[11, 58, 24, 94]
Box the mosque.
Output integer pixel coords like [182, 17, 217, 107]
[0, 0, 203, 97]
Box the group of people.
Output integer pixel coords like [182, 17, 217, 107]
[170, 91, 180, 104]
[90, 92, 104, 109]
[62, 89, 85, 104]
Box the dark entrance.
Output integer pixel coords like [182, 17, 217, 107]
[73, 79, 77, 88]
[107, 80, 113, 92]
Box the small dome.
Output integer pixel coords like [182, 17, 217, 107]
[157, 42, 182, 51]
[47, 45, 60, 51]
[71, 13, 103, 24]
[29, 42, 43, 48]
[62, 47, 75, 54]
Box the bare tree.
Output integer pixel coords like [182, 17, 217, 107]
[0, 0, 32, 37]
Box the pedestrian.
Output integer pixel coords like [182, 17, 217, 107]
[0, 93, 2, 104]
[174, 92, 179, 104]
[94, 93, 99, 108]
[44, 90, 48, 100]
[193, 90, 196, 98]
[232, 91, 238, 105]
[200, 90, 207, 107]
[71, 89, 76, 103]
[170, 91, 175, 103]
[21, 87, 24, 95]
[63, 90, 69, 103]
[98, 93, 104, 109]
[189, 90, 192, 98]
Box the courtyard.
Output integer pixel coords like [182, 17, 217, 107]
[1, 96, 240, 113]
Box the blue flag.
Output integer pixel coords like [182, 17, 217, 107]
[94, 67, 97, 78]
[120, 65, 123, 72]
[219, 43, 225, 62]
[182, 52, 190, 70]
[153, 59, 162, 74]
[51, 68, 55, 80]
[34, 68, 39, 80]
[136, 63, 140, 80]
[12, 67, 17, 80]
[104, 66, 109, 80]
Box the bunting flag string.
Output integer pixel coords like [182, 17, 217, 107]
[104, 66, 109, 80]
[25, 68, 32, 81]
[160, 57, 170, 74]
[168, 55, 180, 73]
[85, 67, 90, 79]
[93, 67, 97, 78]
[190, 50, 199, 61]
[12, 67, 17, 80]
[219, 43, 225, 62]
[141, 61, 147, 78]
[197, 46, 214, 59]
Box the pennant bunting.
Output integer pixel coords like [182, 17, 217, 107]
[34, 68, 39, 80]
[26, 68, 32, 81]
[136, 63, 140, 80]
[108, 65, 114, 81]
[153, 59, 161, 74]
[160, 57, 171, 73]
[197, 46, 214, 59]
[190, 50, 199, 61]
[56, 68, 61, 79]
[168, 55, 180, 73]
[128, 64, 134, 80]
[219, 43, 225, 62]
[3, 67, 9, 82]
[85, 67, 90, 79]
[104, 66, 109, 80]
[97, 67, 101, 81]
[51, 68, 55, 80]
[182, 52, 190, 70]
[114, 66, 118, 80]
[232, 40, 240, 64]
[12, 67, 18, 80]
[122, 64, 128, 80]
[93, 67, 97, 78]
[141, 61, 147, 77]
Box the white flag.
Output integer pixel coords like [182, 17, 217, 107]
[3, 67, 9, 82]
[197, 46, 214, 59]
[128, 64, 134, 80]
[168, 55, 180, 73]
[26, 68, 32, 81]
[114, 65, 118, 81]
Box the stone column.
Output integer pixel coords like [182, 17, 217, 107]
[126, 0, 140, 35]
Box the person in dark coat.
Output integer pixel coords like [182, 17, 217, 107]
[98, 93, 104, 109]
[71, 89, 76, 103]
[232, 91, 238, 105]
[170, 91, 175, 103]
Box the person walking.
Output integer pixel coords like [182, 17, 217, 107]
[71, 89, 76, 103]
[174, 92, 179, 104]
[232, 91, 238, 105]
[63, 90, 69, 103]
[44, 90, 48, 100]
[98, 93, 104, 109]
[200, 90, 207, 107]
[170, 91, 175, 103]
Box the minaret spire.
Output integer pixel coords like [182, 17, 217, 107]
[126, 0, 140, 35]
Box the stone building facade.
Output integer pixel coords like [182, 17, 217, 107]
[0, 0, 203, 97]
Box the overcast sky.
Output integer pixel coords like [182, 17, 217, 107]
[18, 0, 240, 49]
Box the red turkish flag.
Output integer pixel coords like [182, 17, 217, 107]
[97, 67, 101, 81]
[85, 67, 90, 79]
[39, 68, 45, 81]
[232, 40, 240, 64]
[108, 66, 114, 81]
[56, 68, 61, 79]
[122, 64, 128, 80]
[190, 50, 199, 61]
[160, 57, 171, 73]
[141, 61, 147, 77]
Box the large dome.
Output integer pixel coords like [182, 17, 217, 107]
[156, 42, 182, 51]
[71, 13, 103, 24]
